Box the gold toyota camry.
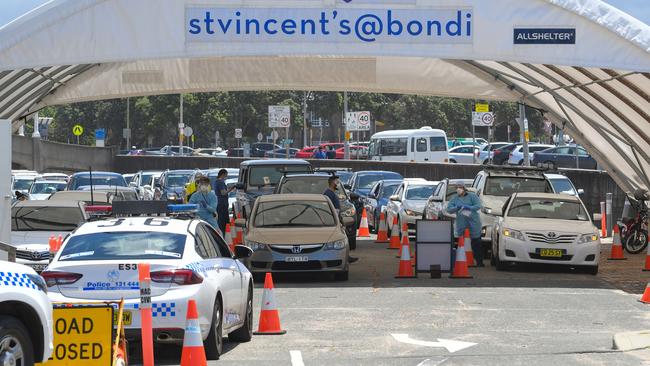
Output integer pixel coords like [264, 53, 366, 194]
[236, 194, 354, 281]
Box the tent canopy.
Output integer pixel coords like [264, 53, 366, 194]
[0, 0, 649, 193]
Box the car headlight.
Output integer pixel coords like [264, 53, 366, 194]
[503, 228, 525, 241]
[578, 233, 599, 244]
[342, 206, 356, 217]
[26, 274, 47, 293]
[325, 240, 346, 250]
[244, 240, 268, 251]
[166, 192, 177, 200]
[404, 209, 421, 217]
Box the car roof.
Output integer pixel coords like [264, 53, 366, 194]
[371, 127, 446, 137]
[74, 217, 193, 235]
[405, 180, 439, 186]
[354, 171, 401, 175]
[31, 180, 66, 184]
[282, 174, 330, 179]
[512, 192, 580, 202]
[13, 200, 83, 208]
[257, 193, 330, 202]
[544, 173, 569, 180]
[240, 159, 310, 166]
[70, 171, 121, 176]
[165, 169, 197, 174]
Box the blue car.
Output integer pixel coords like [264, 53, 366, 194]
[157, 169, 196, 203]
[364, 179, 404, 232]
[346, 171, 404, 226]
[532, 145, 598, 170]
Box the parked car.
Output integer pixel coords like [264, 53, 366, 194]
[544, 173, 584, 198]
[385, 180, 439, 236]
[264, 148, 299, 158]
[491, 143, 521, 165]
[364, 179, 403, 232]
[507, 144, 555, 165]
[238, 194, 354, 281]
[423, 178, 474, 220]
[193, 148, 226, 157]
[66, 172, 127, 190]
[123, 173, 135, 185]
[12, 174, 38, 196]
[491, 192, 600, 274]
[347, 171, 404, 198]
[153, 145, 195, 156]
[295, 146, 317, 159]
[448, 137, 488, 148]
[28, 180, 67, 200]
[476, 142, 510, 164]
[157, 169, 197, 203]
[532, 145, 598, 170]
[250, 143, 282, 157]
[448, 145, 480, 164]
[129, 170, 163, 200]
[335, 145, 368, 159]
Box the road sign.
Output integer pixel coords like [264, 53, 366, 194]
[472, 112, 494, 127]
[178, 122, 185, 129]
[271, 130, 279, 141]
[43, 306, 113, 366]
[269, 105, 291, 128]
[257, 132, 263, 142]
[345, 111, 371, 131]
[95, 129, 105, 140]
[122, 128, 131, 139]
[235, 128, 243, 139]
[183, 126, 193, 137]
[475, 103, 490, 113]
[72, 124, 84, 136]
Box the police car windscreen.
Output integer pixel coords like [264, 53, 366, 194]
[58, 232, 186, 261]
[12, 206, 84, 231]
[254, 201, 336, 227]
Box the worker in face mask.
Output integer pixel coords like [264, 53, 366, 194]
[446, 184, 484, 266]
[189, 176, 220, 233]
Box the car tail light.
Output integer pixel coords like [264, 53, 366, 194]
[494, 150, 501, 155]
[41, 271, 83, 287]
[85, 205, 112, 216]
[150, 269, 203, 285]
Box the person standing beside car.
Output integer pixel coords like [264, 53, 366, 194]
[446, 184, 484, 267]
[214, 169, 234, 234]
[189, 176, 220, 233]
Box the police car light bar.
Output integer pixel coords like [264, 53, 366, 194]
[167, 204, 198, 213]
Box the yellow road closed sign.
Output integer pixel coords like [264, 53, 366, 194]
[38, 306, 113, 366]
[72, 124, 84, 136]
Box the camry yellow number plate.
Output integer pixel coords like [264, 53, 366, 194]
[540, 249, 563, 257]
[113, 310, 132, 326]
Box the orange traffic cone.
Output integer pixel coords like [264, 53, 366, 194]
[388, 217, 401, 250]
[225, 224, 235, 253]
[608, 225, 627, 260]
[230, 217, 239, 245]
[644, 236, 650, 272]
[464, 229, 475, 267]
[236, 213, 244, 245]
[254, 273, 286, 335]
[357, 208, 370, 237]
[57, 235, 63, 249]
[375, 212, 389, 243]
[180, 299, 207, 366]
[450, 236, 473, 279]
[640, 282, 650, 304]
[397, 223, 410, 258]
[48, 235, 56, 253]
[395, 235, 416, 278]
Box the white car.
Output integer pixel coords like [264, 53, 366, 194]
[491, 192, 600, 274]
[0, 261, 53, 365]
[129, 170, 163, 200]
[43, 215, 254, 360]
[386, 180, 439, 236]
[449, 145, 480, 164]
[544, 173, 584, 198]
[28, 180, 67, 200]
[507, 144, 555, 165]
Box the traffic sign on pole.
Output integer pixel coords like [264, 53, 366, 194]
[345, 111, 370, 131]
[235, 128, 243, 139]
[472, 112, 494, 127]
[475, 103, 490, 113]
[72, 124, 84, 136]
[183, 126, 193, 137]
[269, 106, 291, 128]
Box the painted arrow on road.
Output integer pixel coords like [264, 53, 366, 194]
[391, 334, 477, 353]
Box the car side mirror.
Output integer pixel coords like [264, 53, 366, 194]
[129, 181, 137, 187]
[143, 185, 151, 190]
[577, 189, 585, 196]
[342, 216, 355, 226]
[234, 245, 253, 259]
[367, 193, 376, 199]
[235, 218, 247, 228]
[344, 184, 352, 190]
[349, 192, 360, 200]
[235, 183, 245, 190]
[389, 195, 401, 202]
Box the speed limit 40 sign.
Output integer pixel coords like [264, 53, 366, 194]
[268, 105, 291, 128]
[345, 111, 371, 131]
[472, 112, 494, 127]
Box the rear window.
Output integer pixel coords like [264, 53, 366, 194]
[13, 178, 34, 190]
[484, 177, 552, 197]
[248, 165, 311, 188]
[12, 206, 84, 231]
[406, 185, 437, 200]
[59, 232, 186, 261]
[357, 172, 403, 189]
[30, 182, 66, 194]
[549, 178, 576, 195]
[71, 175, 127, 189]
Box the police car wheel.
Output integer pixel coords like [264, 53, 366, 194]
[229, 286, 253, 342]
[204, 297, 223, 360]
[0, 316, 34, 366]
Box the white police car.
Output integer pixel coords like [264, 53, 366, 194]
[42, 216, 254, 360]
[0, 261, 53, 365]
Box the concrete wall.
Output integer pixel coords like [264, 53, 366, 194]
[114, 155, 626, 218]
[12, 135, 115, 173]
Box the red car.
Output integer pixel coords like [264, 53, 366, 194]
[335, 145, 368, 159]
[295, 146, 317, 158]
[296, 143, 345, 159]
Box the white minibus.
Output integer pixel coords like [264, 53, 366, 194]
[367, 127, 449, 163]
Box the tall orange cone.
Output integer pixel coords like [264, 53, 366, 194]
[230, 216, 239, 244]
[608, 225, 627, 260]
[643, 233, 650, 272]
[375, 212, 389, 243]
[397, 223, 410, 258]
[388, 217, 401, 250]
[640, 282, 650, 304]
[254, 273, 286, 335]
[180, 299, 207, 366]
[357, 208, 370, 237]
[464, 229, 475, 267]
[225, 224, 235, 253]
[236, 213, 244, 245]
[450, 236, 473, 279]
[395, 234, 416, 278]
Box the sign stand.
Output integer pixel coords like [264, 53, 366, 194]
[415, 220, 453, 274]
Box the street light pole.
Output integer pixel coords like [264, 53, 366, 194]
[519, 101, 530, 166]
[343, 91, 350, 160]
[126, 97, 131, 150]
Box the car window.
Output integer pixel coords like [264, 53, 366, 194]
[164, 173, 192, 187]
[253, 200, 336, 227]
[553, 147, 571, 154]
[13, 179, 34, 190]
[59, 231, 186, 261]
[30, 182, 66, 194]
[430, 137, 447, 152]
[380, 138, 407, 156]
[484, 177, 552, 196]
[472, 174, 483, 189]
[204, 224, 232, 257]
[508, 198, 588, 221]
[549, 178, 576, 195]
[279, 178, 328, 195]
[405, 185, 437, 200]
[416, 138, 427, 152]
[530, 146, 553, 153]
[12, 206, 84, 231]
[357, 173, 402, 190]
[578, 147, 589, 156]
[248, 165, 311, 188]
[194, 225, 219, 259]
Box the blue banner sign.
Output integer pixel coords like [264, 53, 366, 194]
[186, 7, 473, 44]
[514, 28, 576, 45]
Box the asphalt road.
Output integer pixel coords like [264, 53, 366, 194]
[143, 238, 650, 366]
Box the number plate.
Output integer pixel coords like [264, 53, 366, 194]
[29, 264, 48, 272]
[113, 310, 132, 326]
[285, 256, 309, 262]
[539, 249, 563, 258]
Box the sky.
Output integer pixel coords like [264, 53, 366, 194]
[0, 0, 648, 28]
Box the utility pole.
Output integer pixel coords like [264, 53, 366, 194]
[179, 94, 184, 153]
[303, 91, 309, 148]
[343, 91, 350, 160]
[518, 101, 530, 166]
[126, 97, 131, 150]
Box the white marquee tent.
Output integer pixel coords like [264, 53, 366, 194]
[0, 0, 649, 193]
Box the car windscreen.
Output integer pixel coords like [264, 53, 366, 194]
[549, 178, 576, 196]
[30, 182, 66, 194]
[508, 198, 588, 221]
[279, 178, 347, 201]
[254, 201, 336, 227]
[58, 232, 186, 261]
[484, 177, 551, 197]
[141, 174, 155, 186]
[164, 173, 192, 187]
[248, 165, 311, 188]
[72, 175, 127, 189]
[336, 172, 352, 185]
[405, 185, 437, 200]
[380, 184, 400, 199]
[12, 206, 84, 231]
[357, 173, 402, 189]
[13, 179, 34, 190]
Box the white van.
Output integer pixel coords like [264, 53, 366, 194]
[367, 127, 449, 163]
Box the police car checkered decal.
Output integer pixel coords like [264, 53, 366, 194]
[0, 272, 37, 290]
[152, 302, 176, 317]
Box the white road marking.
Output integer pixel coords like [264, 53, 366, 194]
[290, 350, 305, 366]
[391, 334, 477, 353]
